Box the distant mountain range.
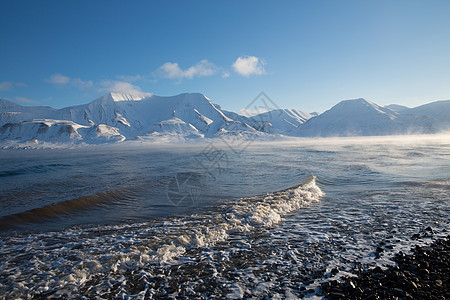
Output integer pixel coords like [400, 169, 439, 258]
[1, 92, 449, 148]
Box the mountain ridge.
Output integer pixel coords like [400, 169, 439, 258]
[1, 93, 449, 148]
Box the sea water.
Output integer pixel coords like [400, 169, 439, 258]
[0, 136, 449, 298]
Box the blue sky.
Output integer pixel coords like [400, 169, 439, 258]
[1, 0, 450, 113]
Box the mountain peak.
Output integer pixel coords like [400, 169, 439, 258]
[0, 98, 22, 108]
[339, 98, 375, 105]
[107, 92, 151, 102]
[386, 104, 410, 112]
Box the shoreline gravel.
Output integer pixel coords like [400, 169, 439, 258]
[322, 234, 449, 299]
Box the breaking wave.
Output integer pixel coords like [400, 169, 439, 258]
[155, 174, 324, 261]
[0, 176, 324, 298]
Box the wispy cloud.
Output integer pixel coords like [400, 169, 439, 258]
[45, 73, 93, 89]
[99, 80, 151, 97]
[72, 78, 94, 89]
[15, 96, 38, 104]
[0, 81, 13, 91]
[116, 74, 143, 82]
[45, 73, 70, 85]
[155, 59, 217, 79]
[232, 55, 266, 77]
[44, 73, 149, 96]
[0, 81, 27, 91]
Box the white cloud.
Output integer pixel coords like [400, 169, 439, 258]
[155, 59, 217, 79]
[99, 80, 151, 97]
[45, 73, 70, 85]
[232, 56, 266, 77]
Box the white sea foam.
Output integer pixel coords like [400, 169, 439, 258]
[154, 175, 323, 259]
[0, 176, 324, 298]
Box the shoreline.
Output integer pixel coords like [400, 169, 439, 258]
[322, 234, 449, 299]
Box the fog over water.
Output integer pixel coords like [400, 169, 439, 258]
[0, 135, 449, 298]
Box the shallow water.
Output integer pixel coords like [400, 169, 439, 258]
[0, 137, 449, 298]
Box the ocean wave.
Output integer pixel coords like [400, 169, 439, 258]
[0, 163, 71, 178]
[155, 175, 324, 261]
[0, 188, 136, 230]
[0, 176, 324, 298]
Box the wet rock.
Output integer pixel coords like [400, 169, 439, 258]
[323, 235, 449, 300]
[408, 281, 418, 290]
[411, 233, 421, 239]
[329, 291, 345, 299]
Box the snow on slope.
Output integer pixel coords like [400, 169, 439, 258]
[386, 104, 409, 113]
[296, 98, 403, 137]
[250, 109, 315, 134]
[0, 119, 84, 143]
[52, 92, 261, 138]
[0, 99, 56, 127]
[296, 98, 450, 137]
[1, 94, 449, 147]
[0, 93, 263, 147]
[398, 100, 450, 132]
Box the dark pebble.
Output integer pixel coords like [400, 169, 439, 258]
[412, 233, 421, 239]
[322, 235, 449, 299]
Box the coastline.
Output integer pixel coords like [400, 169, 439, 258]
[322, 234, 449, 299]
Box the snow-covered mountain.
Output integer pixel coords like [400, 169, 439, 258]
[396, 100, 450, 133]
[250, 109, 315, 134]
[296, 98, 404, 137]
[0, 99, 56, 127]
[296, 98, 450, 137]
[386, 104, 409, 113]
[1, 93, 449, 148]
[0, 93, 266, 147]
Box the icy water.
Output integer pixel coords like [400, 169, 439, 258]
[0, 136, 449, 298]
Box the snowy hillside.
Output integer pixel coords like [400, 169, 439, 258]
[397, 100, 450, 132]
[296, 98, 450, 137]
[0, 99, 56, 127]
[0, 93, 265, 147]
[1, 93, 449, 148]
[296, 98, 404, 137]
[386, 104, 409, 113]
[250, 109, 314, 134]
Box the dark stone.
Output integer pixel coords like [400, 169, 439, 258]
[323, 235, 449, 300]
[412, 233, 421, 239]
[329, 291, 345, 298]
[408, 281, 418, 290]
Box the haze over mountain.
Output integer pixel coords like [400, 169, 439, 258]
[0, 93, 449, 148]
